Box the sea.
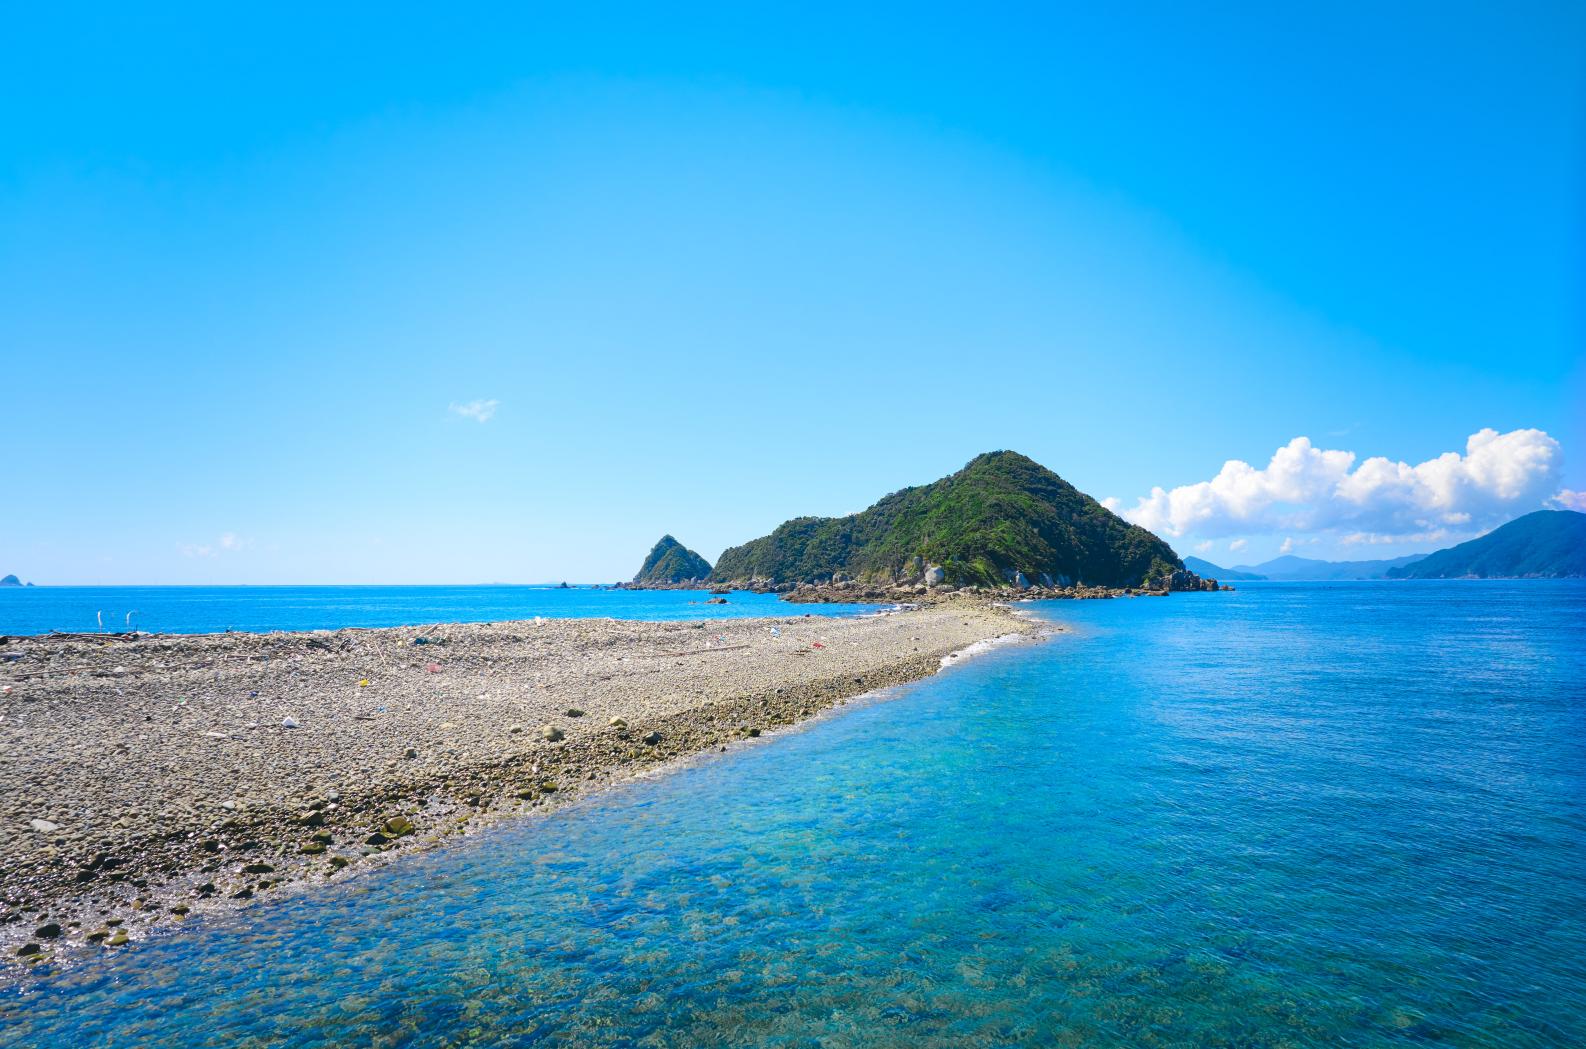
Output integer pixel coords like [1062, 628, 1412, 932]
[0, 584, 880, 636]
[2, 581, 1582, 1047]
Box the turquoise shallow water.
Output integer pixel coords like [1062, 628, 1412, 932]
[0, 585, 879, 636]
[3, 581, 1583, 1047]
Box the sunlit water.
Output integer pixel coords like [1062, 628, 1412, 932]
[3, 582, 1583, 1047]
[0, 585, 879, 636]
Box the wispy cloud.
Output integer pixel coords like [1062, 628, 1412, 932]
[1552, 489, 1586, 511]
[449, 399, 500, 423]
[1229, 538, 1248, 552]
[1109, 428, 1565, 545]
[180, 532, 252, 559]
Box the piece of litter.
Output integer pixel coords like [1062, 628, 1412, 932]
[357, 678, 370, 687]
[204, 731, 228, 740]
[769, 627, 781, 637]
[282, 716, 300, 729]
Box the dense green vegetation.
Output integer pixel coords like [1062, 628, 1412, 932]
[1386, 510, 1586, 578]
[633, 536, 713, 584]
[710, 451, 1184, 588]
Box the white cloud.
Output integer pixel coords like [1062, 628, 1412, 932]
[181, 533, 251, 559]
[1553, 489, 1586, 511]
[1109, 428, 1564, 544]
[1229, 538, 1248, 552]
[449, 399, 500, 423]
[1193, 540, 1213, 553]
[1279, 537, 1295, 554]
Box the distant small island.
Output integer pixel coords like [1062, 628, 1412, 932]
[632, 536, 713, 585]
[0, 574, 31, 588]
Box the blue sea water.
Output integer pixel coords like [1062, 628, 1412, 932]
[3, 581, 1583, 1047]
[0, 585, 880, 636]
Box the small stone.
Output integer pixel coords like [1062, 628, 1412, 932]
[364, 832, 390, 846]
[300, 841, 326, 854]
[242, 863, 275, 874]
[107, 930, 129, 947]
[642, 731, 663, 746]
[169, 905, 190, 916]
[540, 725, 565, 742]
[565, 708, 585, 718]
[328, 856, 350, 869]
[29, 818, 60, 834]
[404, 748, 418, 759]
[311, 830, 334, 844]
[86, 929, 110, 942]
[16, 943, 41, 957]
[33, 923, 62, 939]
[608, 717, 628, 729]
[231, 888, 253, 900]
[540, 782, 559, 794]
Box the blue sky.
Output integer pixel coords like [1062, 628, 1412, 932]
[3, 3, 1582, 583]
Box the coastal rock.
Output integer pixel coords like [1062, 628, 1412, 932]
[924, 566, 946, 587]
[540, 724, 565, 742]
[29, 818, 60, 834]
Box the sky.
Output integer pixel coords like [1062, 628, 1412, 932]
[3, 3, 1583, 583]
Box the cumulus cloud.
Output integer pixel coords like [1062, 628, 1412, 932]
[1193, 540, 1213, 553]
[1279, 537, 1295, 554]
[1111, 428, 1565, 543]
[1553, 489, 1586, 511]
[1229, 538, 1248, 552]
[449, 399, 499, 423]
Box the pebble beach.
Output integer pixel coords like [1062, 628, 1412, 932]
[0, 603, 1037, 971]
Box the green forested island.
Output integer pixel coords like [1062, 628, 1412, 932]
[632, 535, 713, 584]
[709, 451, 1187, 589]
[1387, 510, 1586, 578]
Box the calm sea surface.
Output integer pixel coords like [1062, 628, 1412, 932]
[0, 585, 880, 636]
[3, 582, 1583, 1047]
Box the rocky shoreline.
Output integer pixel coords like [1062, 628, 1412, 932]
[0, 603, 1038, 975]
[624, 574, 1228, 604]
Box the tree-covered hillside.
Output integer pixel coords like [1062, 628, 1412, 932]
[710, 451, 1184, 588]
[632, 536, 713, 584]
[1386, 510, 1586, 578]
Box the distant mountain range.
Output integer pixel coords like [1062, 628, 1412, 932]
[632, 536, 713, 584]
[1185, 509, 1586, 581]
[1386, 510, 1585, 579]
[1185, 554, 1425, 581]
[710, 451, 1189, 589]
[1181, 557, 1267, 581]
